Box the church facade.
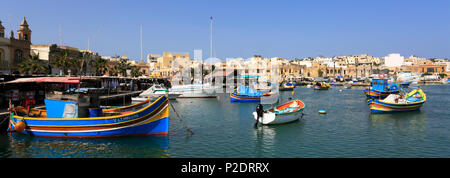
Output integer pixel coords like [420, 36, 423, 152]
[0, 17, 32, 74]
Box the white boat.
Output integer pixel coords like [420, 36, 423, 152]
[253, 100, 305, 125]
[170, 83, 218, 98]
[397, 72, 421, 83]
[132, 84, 181, 101]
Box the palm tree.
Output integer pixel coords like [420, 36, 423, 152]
[130, 65, 143, 78]
[89, 57, 108, 76]
[52, 49, 73, 75]
[117, 58, 131, 76]
[109, 63, 122, 76]
[18, 54, 49, 75]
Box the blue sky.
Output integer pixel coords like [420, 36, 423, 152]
[2, 0, 449, 61]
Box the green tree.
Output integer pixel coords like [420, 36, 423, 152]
[130, 65, 143, 78]
[421, 72, 432, 77]
[115, 58, 131, 76]
[89, 57, 108, 76]
[52, 49, 73, 75]
[318, 69, 323, 77]
[18, 54, 49, 75]
[438, 73, 447, 79]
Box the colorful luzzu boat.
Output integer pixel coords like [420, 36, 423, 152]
[313, 82, 330, 90]
[364, 78, 400, 99]
[230, 85, 270, 102]
[253, 99, 305, 125]
[8, 95, 169, 138]
[368, 88, 426, 113]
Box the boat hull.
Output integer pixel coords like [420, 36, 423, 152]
[364, 89, 400, 99]
[313, 86, 329, 90]
[252, 99, 305, 125]
[9, 96, 170, 138]
[230, 92, 262, 102]
[368, 99, 425, 113]
[252, 111, 301, 125]
[279, 87, 294, 91]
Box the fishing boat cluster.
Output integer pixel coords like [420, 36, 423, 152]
[5, 72, 429, 138]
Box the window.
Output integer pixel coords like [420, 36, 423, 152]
[14, 49, 23, 63]
[24, 34, 29, 41]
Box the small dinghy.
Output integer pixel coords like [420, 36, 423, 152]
[253, 99, 305, 125]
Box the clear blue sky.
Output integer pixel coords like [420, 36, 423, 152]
[2, 0, 449, 61]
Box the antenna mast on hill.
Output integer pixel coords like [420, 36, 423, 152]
[59, 24, 63, 46]
[140, 24, 143, 63]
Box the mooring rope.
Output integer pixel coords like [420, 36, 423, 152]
[169, 102, 194, 135]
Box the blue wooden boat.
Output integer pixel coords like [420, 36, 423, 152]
[368, 88, 426, 113]
[8, 95, 169, 138]
[230, 85, 270, 102]
[280, 82, 295, 91]
[364, 79, 400, 99]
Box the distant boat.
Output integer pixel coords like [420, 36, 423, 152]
[364, 78, 400, 99]
[230, 85, 271, 102]
[368, 88, 426, 113]
[399, 81, 411, 88]
[397, 72, 420, 83]
[280, 82, 294, 91]
[9, 95, 169, 138]
[344, 83, 352, 89]
[313, 82, 330, 90]
[253, 99, 305, 125]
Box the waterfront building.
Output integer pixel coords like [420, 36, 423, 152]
[155, 51, 190, 77]
[31, 44, 98, 76]
[384, 53, 405, 67]
[0, 17, 32, 74]
[417, 60, 446, 74]
[147, 54, 160, 76]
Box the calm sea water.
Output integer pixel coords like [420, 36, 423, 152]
[1, 85, 449, 158]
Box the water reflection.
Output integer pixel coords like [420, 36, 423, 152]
[7, 134, 169, 158]
[369, 110, 426, 132]
[253, 119, 305, 157]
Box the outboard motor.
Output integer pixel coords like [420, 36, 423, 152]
[255, 104, 264, 127]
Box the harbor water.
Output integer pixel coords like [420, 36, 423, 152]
[1, 85, 449, 158]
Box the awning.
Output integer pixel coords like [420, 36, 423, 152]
[5, 77, 86, 84]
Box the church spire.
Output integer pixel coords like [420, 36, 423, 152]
[21, 17, 29, 26]
[17, 17, 31, 41]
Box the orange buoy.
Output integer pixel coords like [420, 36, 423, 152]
[14, 120, 27, 132]
[378, 73, 385, 79]
[292, 91, 295, 95]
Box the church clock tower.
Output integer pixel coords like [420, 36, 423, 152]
[17, 17, 31, 41]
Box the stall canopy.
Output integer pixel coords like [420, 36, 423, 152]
[5, 77, 88, 84]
